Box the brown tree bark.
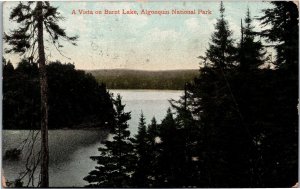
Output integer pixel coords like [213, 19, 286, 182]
[36, 1, 49, 187]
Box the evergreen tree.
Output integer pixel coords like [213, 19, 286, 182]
[186, 67, 256, 187]
[4, 2, 77, 186]
[132, 112, 151, 187]
[135, 112, 147, 147]
[170, 88, 201, 187]
[147, 117, 159, 145]
[258, 1, 298, 68]
[155, 108, 186, 187]
[239, 8, 266, 70]
[146, 117, 160, 187]
[202, 2, 236, 69]
[84, 94, 136, 187]
[193, 4, 257, 186]
[147, 2, 298, 187]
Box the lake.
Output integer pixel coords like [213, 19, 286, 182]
[2, 90, 182, 187]
[110, 90, 182, 134]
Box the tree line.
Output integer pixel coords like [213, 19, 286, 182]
[3, 59, 115, 130]
[88, 69, 199, 90]
[84, 2, 298, 187]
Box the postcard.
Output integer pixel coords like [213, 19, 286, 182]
[1, 0, 299, 188]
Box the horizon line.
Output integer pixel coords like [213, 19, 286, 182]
[83, 68, 200, 71]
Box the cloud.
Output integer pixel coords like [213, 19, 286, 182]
[185, 17, 201, 33]
[185, 16, 216, 35]
[146, 28, 180, 42]
[3, 1, 275, 70]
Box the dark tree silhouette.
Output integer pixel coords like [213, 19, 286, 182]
[4, 2, 78, 187]
[84, 95, 136, 187]
[145, 117, 160, 187]
[155, 108, 186, 187]
[258, 1, 299, 67]
[3, 60, 114, 130]
[132, 113, 151, 187]
[239, 8, 266, 70]
[78, 2, 298, 187]
[201, 2, 236, 69]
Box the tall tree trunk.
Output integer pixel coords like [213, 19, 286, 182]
[36, 1, 49, 187]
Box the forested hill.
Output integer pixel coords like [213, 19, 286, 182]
[86, 69, 199, 90]
[3, 60, 115, 130]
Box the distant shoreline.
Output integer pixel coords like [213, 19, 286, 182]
[3, 124, 111, 131]
[84, 68, 198, 72]
[86, 69, 199, 90]
[3, 127, 110, 131]
[108, 89, 183, 91]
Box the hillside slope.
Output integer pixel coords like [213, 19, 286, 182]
[86, 69, 199, 90]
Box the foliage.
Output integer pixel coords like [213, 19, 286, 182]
[84, 2, 298, 188]
[84, 95, 136, 187]
[3, 59, 114, 129]
[201, 2, 237, 69]
[239, 8, 266, 70]
[3, 1, 78, 56]
[151, 108, 187, 187]
[258, 1, 299, 67]
[88, 69, 198, 90]
[185, 66, 298, 187]
[3, 59, 40, 130]
[131, 113, 152, 187]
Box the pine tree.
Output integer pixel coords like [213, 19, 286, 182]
[239, 8, 266, 70]
[146, 117, 160, 186]
[155, 108, 186, 187]
[202, 2, 236, 69]
[147, 117, 159, 143]
[132, 112, 151, 187]
[258, 1, 298, 68]
[84, 94, 136, 187]
[135, 112, 147, 148]
[171, 92, 201, 187]
[3, 2, 77, 186]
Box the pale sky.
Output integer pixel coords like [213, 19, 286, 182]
[3, 1, 273, 70]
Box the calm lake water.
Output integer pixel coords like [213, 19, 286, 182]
[2, 90, 182, 187]
[110, 90, 182, 134]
